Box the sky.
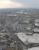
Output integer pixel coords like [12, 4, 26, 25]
[0, 0, 39, 8]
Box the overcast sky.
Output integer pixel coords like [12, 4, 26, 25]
[0, 0, 39, 8]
